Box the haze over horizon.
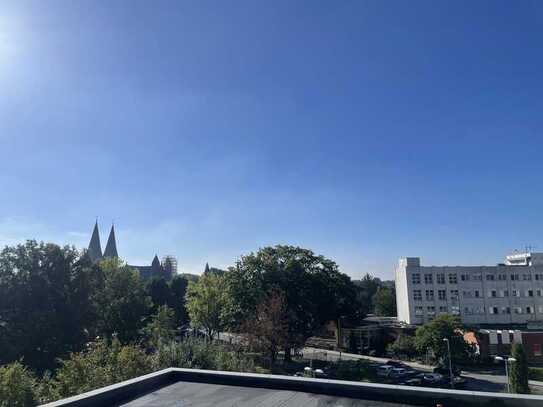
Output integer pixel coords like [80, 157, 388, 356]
[2, 1, 543, 279]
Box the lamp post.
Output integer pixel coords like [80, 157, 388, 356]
[495, 356, 516, 393]
[443, 338, 454, 388]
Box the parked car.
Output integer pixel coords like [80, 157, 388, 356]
[421, 373, 446, 387]
[386, 360, 408, 368]
[399, 378, 422, 387]
[433, 365, 461, 376]
[389, 368, 408, 379]
[377, 365, 394, 377]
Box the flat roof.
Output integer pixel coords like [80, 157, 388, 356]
[120, 380, 408, 406]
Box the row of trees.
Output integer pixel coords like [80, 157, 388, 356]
[0, 241, 191, 372]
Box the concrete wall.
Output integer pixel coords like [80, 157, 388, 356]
[42, 368, 543, 407]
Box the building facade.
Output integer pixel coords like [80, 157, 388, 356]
[395, 254, 543, 326]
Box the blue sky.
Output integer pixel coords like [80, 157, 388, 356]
[1, 1, 543, 278]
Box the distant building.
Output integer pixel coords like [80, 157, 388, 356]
[87, 221, 173, 280]
[395, 253, 543, 326]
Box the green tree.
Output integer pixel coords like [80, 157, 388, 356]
[185, 273, 229, 340]
[0, 362, 37, 407]
[96, 258, 151, 343]
[0, 241, 102, 371]
[414, 315, 472, 364]
[510, 343, 530, 394]
[388, 335, 417, 358]
[142, 305, 176, 349]
[169, 275, 189, 326]
[146, 278, 171, 311]
[373, 286, 396, 317]
[354, 274, 381, 315]
[225, 245, 361, 361]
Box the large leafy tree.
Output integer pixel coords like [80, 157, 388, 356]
[0, 241, 102, 371]
[185, 273, 229, 340]
[95, 259, 151, 343]
[510, 343, 530, 394]
[225, 245, 361, 360]
[354, 274, 382, 315]
[414, 314, 472, 364]
[372, 286, 396, 317]
[169, 275, 189, 326]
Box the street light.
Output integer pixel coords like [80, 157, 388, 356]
[442, 338, 454, 388]
[495, 356, 517, 393]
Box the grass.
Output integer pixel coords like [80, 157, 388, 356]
[529, 367, 543, 381]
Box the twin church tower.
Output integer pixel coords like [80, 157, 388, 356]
[87, 221, 175, 280]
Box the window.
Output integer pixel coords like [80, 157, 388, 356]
[539, 306, 543, 314]
[412, 274, 421, 284]
[528, 290, 534, 297]
[527, 306, 534, 314]
[451, 305, 460, 315]
[437, 273, 445, 284]
[463, 290, 472, 298]
[501, 307, 511, 314]
[489, 290, 497, 298]
[498, 274, 507, 281]
[473, 274, 482, 281]
[464, 307, 473, 315]
[489, 307, 499, 314]
[511, 274, 519, 281]
[512, 290, 520, 297]
[424, 274, 433, 284]
[426, 290, 434, 301]
[439, 306, 447, 313]
[536, 274, 543, 281]
[415, 306, 423, 316]
[461, 274, 470, 281]
[448, 273, 457, 284]
[474, 290, 480, 298]
[537, 289, 542, 297]
[413, 290, 422, 301]
[501, 290, 509, 297]
[427, 306, 435, 315]
[476, 306, 485, 314]
[515, 307, 523, 314]
[450, 290, 459, 300]
[523, 274, 532, 281]
[486, 274, 495, 281]
[534, 344, 542, 357]
[438, 290, 446, 300]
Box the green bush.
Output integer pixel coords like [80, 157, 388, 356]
[510, 343, 530, 394]
[328, 360, 375, 382]
[0, 362, 38, 407]
[529, 367, 543, 381]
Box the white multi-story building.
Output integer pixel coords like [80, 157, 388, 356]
[395, 253, 543, 325]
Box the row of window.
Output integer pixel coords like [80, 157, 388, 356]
[415, 305, 543, 317]
[412, 272, 543, 285]
[413, 288, 543, 301]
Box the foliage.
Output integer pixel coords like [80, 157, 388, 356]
[0, 362, 38, 407]
[510, 343, 530, 394]
[142, 305, 176, 349]
[151, 337, 255, 372]
[46, 337, 152, 401]
[372, 286, 396, 317]
[95, 258, 151, 343]
[169, 276, 189, 326]
[328, 360, 376, 382]
[225, 245, 362, 359]
[348, 330, 358, 353]
[0, 241, 103, 371]
[387, 335, 417, 359]
[414, 315, 472, 364]
[353, 274, 382, 315]
[242, 291, 289, 362]
[185, 273, 230, 340]
[529, 367, 543, 381]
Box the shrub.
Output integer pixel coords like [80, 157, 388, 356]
[510, 343, 530, 394]
[0, 362, 38, 407]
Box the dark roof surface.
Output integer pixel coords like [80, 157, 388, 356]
[120, 381, 413, 407]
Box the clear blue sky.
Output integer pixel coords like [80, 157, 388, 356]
[1, 1, 543, 278]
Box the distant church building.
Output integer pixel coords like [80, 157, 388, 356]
[87, 221, 174, 280]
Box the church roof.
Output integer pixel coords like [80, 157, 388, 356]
[88, 221, 103, 263]
[103, 224, 118, 258]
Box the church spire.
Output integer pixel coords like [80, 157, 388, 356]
[88, 220, 102, 263]
[103, 223, 118, 258]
